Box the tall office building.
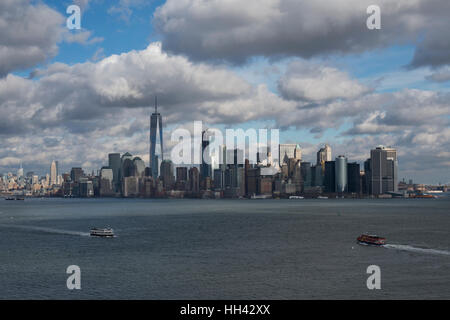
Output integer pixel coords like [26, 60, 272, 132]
[160, 160, 174, 190]
[150, 97, 163, 178]
[317, 144, 332, 166]
[176, 166, 188, 182]
[370, 146, 398, 195]
[335, 155, 348, 193]
[279, 144, 301, 165]
[347, 162, 361, 194]
[189, 167, 200, 194]
[50, 160, 58, 185]
[301, 161, 312, 189]
[363, 159, 371, 194]
[70, 167, 84, 183]
[201, 130, 211, 178]
[133, 157, 146, 177]
[99, 167, 114, 196]
[121, 157, 136, 178]
[108, 153, 121, 192]
[324, 161, 336, 193]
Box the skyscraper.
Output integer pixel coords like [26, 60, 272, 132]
[50, 160, 58, 186]
[324, 161, 336, 193]
[133, 157, 146, 177]
[370, 146, 398, 195]
[160, 160, 174, 190]
[150, 96, 163, 178]
[201, 129, 211, 178]
[279, 144, 301, 165]
[189, 167, 200, 194]
[335, 155, 348, 193]
[108, 153, 121, 193]
[70, 167, 84, 183]
[317, 144, 332, 166]
[347, 162, 361, 194]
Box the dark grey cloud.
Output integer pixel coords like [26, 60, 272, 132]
[0, 0, 64, 77]
[154, 0, 450, 68]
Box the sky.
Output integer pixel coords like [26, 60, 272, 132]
[0, 0, 449, 184]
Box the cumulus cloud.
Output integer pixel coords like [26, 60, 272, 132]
[0, 42, 449, 183]
[278, 61, 369, 101]
[154, 0, 450, 67]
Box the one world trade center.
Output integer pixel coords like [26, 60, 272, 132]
[150, 97, 163, 178]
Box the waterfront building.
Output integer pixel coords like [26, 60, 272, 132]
[188, 167, 200, 194]
[108, 153, 121, 193]
[369, 146, 398, 195]
[100, 167, 114, 196]
[123, 176, 139, 197]
[335, 155, 348, 193]
[79, 178, 94, 197]
[213, 168, 224, 190]
[160, 160, 174, 190]
[347, 162, 361, 194]
[324, 161, 336, 193]
[312, 164, 324, 187]
[301, 161, 312, 189]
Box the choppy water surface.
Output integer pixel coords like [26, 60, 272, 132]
[0, 197, 449, 299]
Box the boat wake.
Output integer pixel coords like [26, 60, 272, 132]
[383, 244, 450, 256]
[0, 224, 90, 237]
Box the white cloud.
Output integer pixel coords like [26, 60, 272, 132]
[278, 61, 369, 101]
[0, 42, 449, 183]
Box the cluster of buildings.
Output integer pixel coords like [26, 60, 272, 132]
[0, 144, 411, 199]
[3, 104, 445, 199]
[0, 161, 63, 196]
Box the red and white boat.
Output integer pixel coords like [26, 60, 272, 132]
[357, 234, 386, 246]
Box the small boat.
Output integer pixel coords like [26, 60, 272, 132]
[289, 196, 304, 199]
[317, 196, 328, 199]
[357, 234, 386, 246]
[251, 194, 271, 199]
[90, 227, 114, 237]
[5, 197, 15, 200]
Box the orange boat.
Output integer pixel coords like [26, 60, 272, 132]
[410, 194, 435, 199]
[357, 234, 386, 246]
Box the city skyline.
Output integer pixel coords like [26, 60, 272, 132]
[1, 1, 450, 185]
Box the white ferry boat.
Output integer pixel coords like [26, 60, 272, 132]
[90, 227, 114, 237]
[289, 196, 304, 199]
